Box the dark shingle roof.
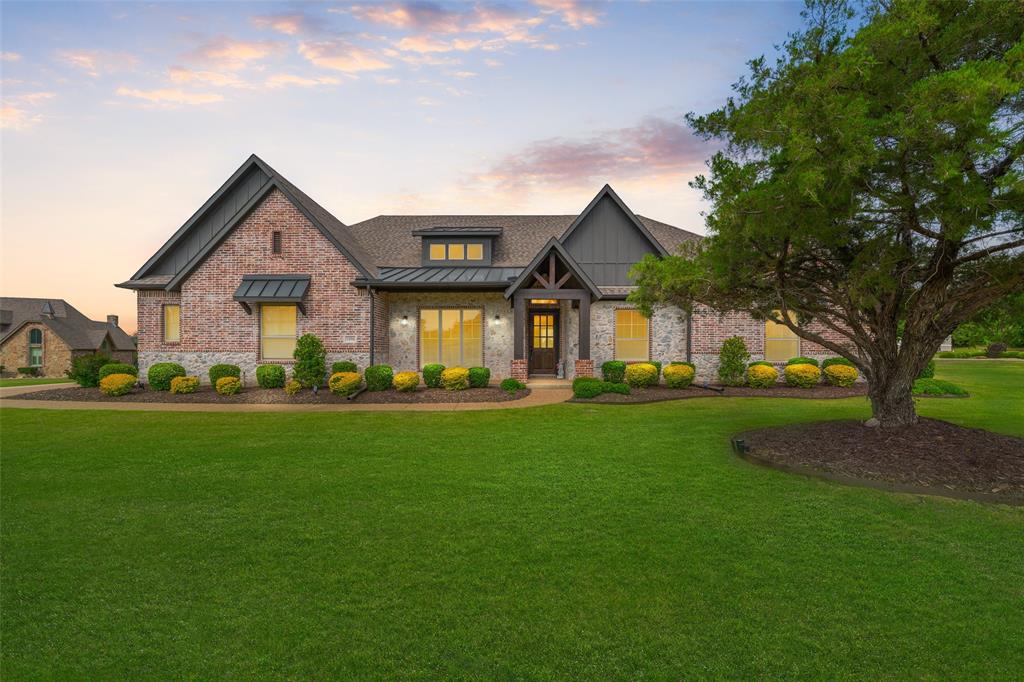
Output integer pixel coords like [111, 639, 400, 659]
[0, 297, 136, 351]
[347, 214, 700, 268]
[374, 266, 521, 286]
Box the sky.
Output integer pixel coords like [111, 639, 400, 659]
[0, 1, 805, 333]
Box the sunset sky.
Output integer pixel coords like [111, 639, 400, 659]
[1, 1, 804, 332]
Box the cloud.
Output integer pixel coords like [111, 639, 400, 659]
[1, 52, 21, 62]
[345, 3, 464, 33]
[168, 67, 247, 88]
[451, 70, 477, 78]
[184, 37, 282, 70]
[56, 49, 138, 77]
[416, 96, 440, 107]
[264, 73, 340, 88]
[251, 12, 323, 36]
[475, 116, 712, 190]
[298, 39, 391, 72]
[532, 0, 603, 29]
[0, 92, 55, 130]
[393, 35, 481, 53]
[115, 86, 224, 106]
[484, 58, 502, 67]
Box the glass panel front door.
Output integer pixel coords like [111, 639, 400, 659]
[529, 312, 558, 374]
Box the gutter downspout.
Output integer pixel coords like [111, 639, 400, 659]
[368, 286, 375, 366]
[686, 310, 692, 364]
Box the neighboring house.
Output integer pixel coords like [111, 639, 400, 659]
[117, 155, 849, 383]
[0, 298, 136, 377]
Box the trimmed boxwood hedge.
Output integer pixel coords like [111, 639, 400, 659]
[364, 364, 394, 392]
[821, 357, 854, 369]
[332, 361, 358, 374]
[423, 363, 445, 388]
[572, 377, 631, 398]
[468, 367, 490, 388]
[208, 364, 241, 386]
[601, 360, 626, 383]
[148, 362, 186, 391]
[98, 362, 137, 381]
[256, 364, 286, 389]
[500, 378, 525, 393]
[786, 356, 820, 367]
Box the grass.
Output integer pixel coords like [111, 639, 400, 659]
[0, 377, 73, 387]
[2, 360, 1022, 678]
[913, 377, 969, 396]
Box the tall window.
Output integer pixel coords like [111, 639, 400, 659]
[420, 309, 482, 367]
[163, 305, 180, 343]
[272, 230, 282, 254]
[615, 309, 649, 361]
[28, 328, 43, 367]
[765, 311, 799, 361]
[261, 304, 297, 360]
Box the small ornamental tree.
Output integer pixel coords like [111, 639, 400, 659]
[292, 333, 326, 388]
[717, 337, 749, 386]
[630, 0, 1024, 427]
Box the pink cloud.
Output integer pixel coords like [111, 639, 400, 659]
[168, 67, 247, 88]
[57, 49, 139, 77]
[251, 12, 323, 36]
[476, 117, 713, 190]
[264, 73, 341, 88]
[115, 86, 224, 106]
[184, 37, 282, 70]
[298, 39, 391, 73]
[532, 0, 603, 30]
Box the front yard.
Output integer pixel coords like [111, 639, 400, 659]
[2, 360, 1022, 678]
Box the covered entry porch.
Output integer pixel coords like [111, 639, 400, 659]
[505, 239, 601, 382]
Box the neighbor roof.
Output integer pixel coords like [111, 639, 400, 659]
[0, 297, 135, 351]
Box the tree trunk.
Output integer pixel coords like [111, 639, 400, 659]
[868, 379, 918, 428]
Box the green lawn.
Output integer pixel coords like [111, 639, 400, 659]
[2, 361, 1022, 678]
[0, 377, 73, 387]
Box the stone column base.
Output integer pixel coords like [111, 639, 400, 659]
[574, 359, 594, 378]
[511, 359, 528, 382]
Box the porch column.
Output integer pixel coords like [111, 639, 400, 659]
[574, 295, 594, 378]
[511, 293, 528, 381]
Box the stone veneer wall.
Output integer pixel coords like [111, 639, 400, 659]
[386, 292, 514, 378]
[136, 188, 376, 384]
[0, 325, 72, 377]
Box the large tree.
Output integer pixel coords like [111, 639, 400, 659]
[630, 0, 1023, 427]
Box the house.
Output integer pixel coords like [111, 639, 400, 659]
[117, 155, 849, 384]
[0, 298, 136, 377]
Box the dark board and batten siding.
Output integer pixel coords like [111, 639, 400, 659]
[148, 167, 271, 276]
[561, 195, 659, 285]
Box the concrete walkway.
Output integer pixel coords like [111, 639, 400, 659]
[0, 382, 572, 413]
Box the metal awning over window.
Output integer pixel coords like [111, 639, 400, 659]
[233, 274, 310, 314]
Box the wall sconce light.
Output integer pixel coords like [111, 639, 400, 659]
[493, 314, 501, 324]
[401, 315, 409, 326]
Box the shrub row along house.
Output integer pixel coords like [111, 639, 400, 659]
[118, 155, 858, 384]
[0, 298, 136, 377]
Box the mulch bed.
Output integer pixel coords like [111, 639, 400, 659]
[570, 383, 868, 403]
[12, 385, 530, 405]
[738, 419, 1024, 505]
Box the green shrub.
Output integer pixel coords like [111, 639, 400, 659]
[147, 362, 185, 391]
[918, 359, 935, 379]
[500, 378, 525, 393]
[284, 379, 302, 396]
[601, 360, 626, 383]
[170, 376, 199, 394]
[17, 366, 38, 376]
[423, 363, 445, 388]
[332, 361, 358, 374]
[786, 356, 819, 367]
[328, 372, 362, 396]
[215, 376, 242, 395]
[99, 373, 136, 396]
[66, 353, 112, 387]
[649, 361, 662, 377]
[747, 364, 779, 388]
[602, 381, 630, 395]
[208, 363, 240, 385]
[256, 364, 286, 389]
[669, 361, 695, 369]
[625, 363, 659, 388]
[440, 367, 470, 390]
[717, 336, 749, 386]
[663, 364, 695, 389]
[468, 367, 491, 388]
[913, 378, 968, 396]
[292, 333, 326, 388]
[1002, 350, 1024, 359]
[98, 362, 137, 381]
[748, 360, 773, 368]
[573, 377, 604, 399]
[364, 364, 394, 392]
[821, 357, 854, 369]
[393, 371, 420, 392]
[784, 363, 821, 388]
[823, 364, 858, 387]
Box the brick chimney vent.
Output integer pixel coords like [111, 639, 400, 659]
[107, 314, 119, 327]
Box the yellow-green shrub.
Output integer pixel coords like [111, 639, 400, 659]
[624, 362, 658, 388]
[440, 367, 470, 390]
[170, 376, 199, 394]
[784, 363, 821, 388]
[284, 379, 302, 395]
[99, 373, 136, 396]
[393, 371, 420, 392]
[215, 376, 242, 395]
[824, 364, 858, 387]
[328, 371, 361, 396]
[663, 363, 695, 389]
[746, 364, 779, 389]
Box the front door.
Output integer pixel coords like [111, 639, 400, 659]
[529, 311, 558, 375]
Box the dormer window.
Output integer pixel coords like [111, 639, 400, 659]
[421, 236, 494, 264]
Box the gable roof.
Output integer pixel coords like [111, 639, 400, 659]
[0, 297, 135, 351]
[503, 238, 602, 300]
[560, 184, 668, 257]
[120, 155, 375, 291]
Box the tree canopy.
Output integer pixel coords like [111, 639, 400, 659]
[630, 0, 1023, 426]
